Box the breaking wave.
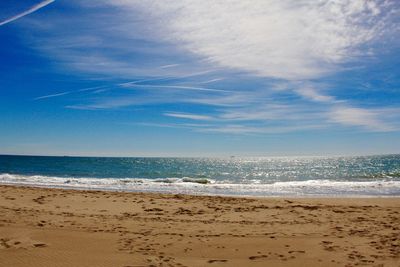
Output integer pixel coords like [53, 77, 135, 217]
[1, 173, 400, 197]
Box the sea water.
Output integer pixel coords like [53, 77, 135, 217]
[1, 154, 400, 197]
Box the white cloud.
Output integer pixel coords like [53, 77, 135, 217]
[329, 106, 394, 131]
[159, 64, 180, 69]
[295, 86, 335, 103]
[25, 0, 399, 133]
[164, 112, 213, 121]
[108, 0, 391, 80]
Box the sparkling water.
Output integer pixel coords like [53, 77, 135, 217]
[1, 154, 400, 197]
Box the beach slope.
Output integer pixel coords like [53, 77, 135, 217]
[0, 185, 399, 266]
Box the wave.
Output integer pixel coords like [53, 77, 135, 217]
[1, 173, 400, 197]
[0, 173, 214, 186]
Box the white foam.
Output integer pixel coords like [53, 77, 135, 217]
[1, 173, 400, 197]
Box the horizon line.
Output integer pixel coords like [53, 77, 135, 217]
[0, 152, 398, 159]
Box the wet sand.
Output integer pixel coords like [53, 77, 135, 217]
[0, 185, 399, 267]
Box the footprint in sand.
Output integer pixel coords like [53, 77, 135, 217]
[208, 259, 228, 263]
[249, 255, 268, 260]
[33, 243, 47, 248]
[0, 237, 47, 249]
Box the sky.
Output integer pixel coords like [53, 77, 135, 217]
[0, 0, 400, 157]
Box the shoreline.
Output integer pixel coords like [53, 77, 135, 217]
[0, 184, 399, 266]
[2, 172, 400, 198]
[1, 181, 400, 198]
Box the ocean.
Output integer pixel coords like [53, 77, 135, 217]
[1, 154, 400, 197]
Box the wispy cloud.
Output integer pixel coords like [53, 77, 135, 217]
[329, 106, 396, 132]
[295, 86, 335, 103]
[24, 0, 400, 134]
[138, 121, 325, 135]
[34, 91, 70, 100]
[164, 112, 214, 121]
[136, 122, 211, 130]
[112, 0, 394, 80]
[159, 64, 180, 69]
[34, 85, 109, 100]
[124, 84, 230, 93]
[197, 124, 326, 135]
[200, 78, 225, 84]
[218, 104, 324, 122]
[118, 70, 217, 87]
[0, 0, 54, 26]
[96, 0, 398, 132]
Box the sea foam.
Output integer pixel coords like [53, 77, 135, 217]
[1, 173, 400, 197]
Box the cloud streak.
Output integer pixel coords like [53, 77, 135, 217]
[329, 106, 396, 132]
[34, 91, 70, 100]
[159, 64, 180, 69]
[164, 112, 214, 121]
[124, 84, 230, 93]
[295, 86, 335, 103]
[0, 0, 54, 26]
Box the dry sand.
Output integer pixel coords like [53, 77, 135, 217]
[0, 185, 399, 267]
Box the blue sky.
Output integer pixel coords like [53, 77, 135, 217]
[0, 0, 400, 157]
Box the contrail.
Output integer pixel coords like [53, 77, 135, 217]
[125, 84, 230, 93]
[34, 70, 222, 100]
[159, 64, 180, 69]
[34, 86, 107, 100]
[200, 78, 225, 84]
[0, 0, 54, 26]
[119, 70, 217, 87]
[34, 91, 70, 100]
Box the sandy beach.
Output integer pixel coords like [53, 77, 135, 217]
[0, 185, 399, 267]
